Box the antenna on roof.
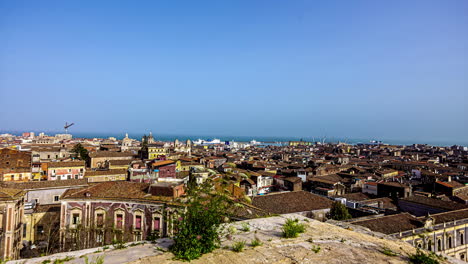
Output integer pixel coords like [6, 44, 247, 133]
[64, 122, 75, 134]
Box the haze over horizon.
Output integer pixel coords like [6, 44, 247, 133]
[1, 1, 467, 143]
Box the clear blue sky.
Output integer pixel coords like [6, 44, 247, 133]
[1, 0, 467, 142]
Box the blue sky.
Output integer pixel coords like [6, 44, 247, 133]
[1, 0, 467, 142]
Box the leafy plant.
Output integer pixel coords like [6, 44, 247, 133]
[232, 241, 246, 252]
[329, 201, 351, 220]
[52, 256, 74, 264]
[282, 218, 306, 238]
[408, 249, 441, 264]
[380, 247, 397, 257]
[311, 245, 321, 253]
[251, 238, 263, 247]
[112, 239, 126, 249]
[71, 143, 89, 161]
[84, 256, 105, 264]
[228, 225, 237, 235]
[147, 231, 160, 242]
[170, 179, 235, 261]
[241, 222, 250, 232]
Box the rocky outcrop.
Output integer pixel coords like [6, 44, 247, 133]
[132, 214, 452, 264]
[10, 214, 456, 264]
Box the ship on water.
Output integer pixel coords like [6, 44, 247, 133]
[193, 138, 222, 145]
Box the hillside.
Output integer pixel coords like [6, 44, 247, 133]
[10, 215, 457, 264]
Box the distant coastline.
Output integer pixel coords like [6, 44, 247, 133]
[1, 130, 467, 147]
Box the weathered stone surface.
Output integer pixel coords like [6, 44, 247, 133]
[10, 214, 457, 264]
[131, 214, 452, 264]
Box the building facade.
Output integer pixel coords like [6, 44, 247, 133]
[59, 182, 180, 252]
[0, 188, 25, 261]
[47, 161, 85, 181]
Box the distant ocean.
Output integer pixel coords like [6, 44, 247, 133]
[2, 131, 467, 147]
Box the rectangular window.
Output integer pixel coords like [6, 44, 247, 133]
[153, 217, 160, 231]
[135, 215, 142, 229]
[23, 223, 27, 238]
[36, 225, 44, 236]
[97, 233, 103, 243]
[72, 213, 80, 225]
[116, 214, 123, 229]
[97, 214, 104, 227]
[54, 196, 60, 202]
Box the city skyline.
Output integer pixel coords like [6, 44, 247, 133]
[1, 1, 467, 142]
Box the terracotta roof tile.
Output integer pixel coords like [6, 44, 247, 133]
[252, 191, 332, 214]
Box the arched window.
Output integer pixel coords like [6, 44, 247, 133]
[70, 208, 82, 229]
[428, 240, 433, 251]
[95, 208, 106, 228]
[448, 236, 453, 249]
[460, 232, 465, 245]
[437, 238, 442, 251]
[114, 209, 126, 229]
[460, 253, 465, 261]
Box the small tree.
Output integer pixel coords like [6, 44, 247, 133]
[171, 180, 234, 261]
[329, 201, 352, 220]
[71, 143, 89, 161]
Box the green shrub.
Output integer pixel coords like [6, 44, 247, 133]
[329, 201, 352, 220]
[282, 218, 306, 238]
[311, 245, 321, 253]
[232, 241, 246, 252]
[170, 180, 234, 261]
[147, 231, 160, 242]
[250, 238, 263, 247]
[380, 247, 397, 257]
[84, 256, 105, 264]
[52, 256, 74, 264]
[241, 222, 250, 232]
[408, 249, 441, 264]
[112, 239, 126, 249]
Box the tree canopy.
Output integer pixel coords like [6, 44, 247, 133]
[329, 201, 352, 220]
[71, 143, 89, 161]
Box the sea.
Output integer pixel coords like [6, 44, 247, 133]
[2, 131, 467, 147]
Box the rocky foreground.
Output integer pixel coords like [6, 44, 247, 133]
[10, 214, 459, 264]
[133, 214, 455, 264]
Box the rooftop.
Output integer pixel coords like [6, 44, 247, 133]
[252, 191, 333, 214]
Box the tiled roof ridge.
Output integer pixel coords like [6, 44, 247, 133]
[417, 207, 468, 219]
[352, 212, 416, 224]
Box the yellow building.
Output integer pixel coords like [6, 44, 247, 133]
[148, 144, 169, 159]
[23, 204, 61, 246]
[0, 188, 26, 261]
[85, 169, 127, 183]
[179, 162, 204, 172]
[2, 170, 32, 182]
[108, 159, 131, 170]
